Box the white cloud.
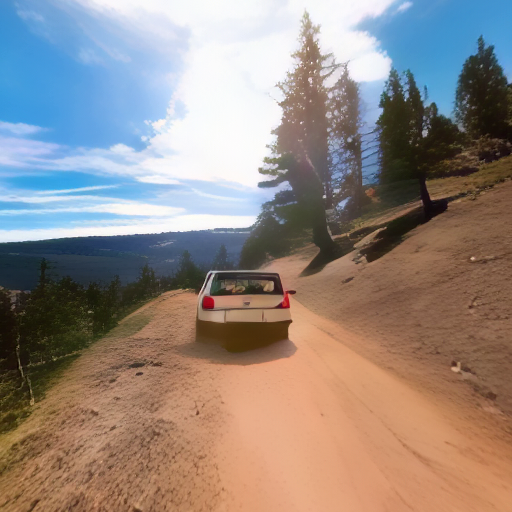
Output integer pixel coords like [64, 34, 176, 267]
[1, 193, 119, 204]
[0, 136, 61, 168]
[0, 189, 183, 216]
[349, 51, 393, 82]
[396, 1, 413, 13]
[77, 47, 105, 65]
[0, 214, 255, 242]
[37, 185, 118, 194]
[88, 203, 183, 216]
[0, 121, 47, 136]
[16, 8, 45, 23]
[191, 189, 246, 202]
[6, 0, 396, 189]
[4, 0, 398, 245]
[0, 204, 183, 216]
[137, 175, 180, 185]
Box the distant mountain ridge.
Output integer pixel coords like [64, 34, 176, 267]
[0, 229, 251, 290]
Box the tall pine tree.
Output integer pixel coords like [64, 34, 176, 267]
[377, 68, 412, 183]
[211, 244, 234, 270]
[258, 11, 338, 255]
[378, 69, 459, 218]
[329, 63, 364, 215]
[0, 288, 17, 370]
[271, 11, 336, 207]
[455, 36, 509, 139]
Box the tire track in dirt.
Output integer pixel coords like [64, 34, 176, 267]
[192, 300, 512, 512]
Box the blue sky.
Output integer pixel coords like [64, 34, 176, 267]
[1, 0, 510, 242]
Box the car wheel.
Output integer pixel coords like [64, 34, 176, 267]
[195, 318, 207, 342]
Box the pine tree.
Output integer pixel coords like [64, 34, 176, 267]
[378, 69, 459, 218]
[239, 213, 290, 270]
[377, 68, 412, 183]
[20, 266, 90, 362]
[139, 263, 157, 298]
[175, 251, 205, 291]
[0, 288, 17, 369]
[258, 11, 338, 255]
[404, 70, 434, 213]
[455, 36, 509, 139]
[329, 63, 364, 215]
[422, 103, 461, 165]
[405, 69, 424, 160]
[272, 11, 336, 207]
[211, 244, 234, 271]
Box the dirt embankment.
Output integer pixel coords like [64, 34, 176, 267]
[0, 291, 227, 512]
[269, 180, 512, 420]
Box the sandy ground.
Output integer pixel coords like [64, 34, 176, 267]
[0, 291, 226, 512]
[1, 285, 512, 511]
[268, 180, 512, 422]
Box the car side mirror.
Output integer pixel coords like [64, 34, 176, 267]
[286, 290, 297, 295]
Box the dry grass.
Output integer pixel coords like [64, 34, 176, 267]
[0, 308, 152, 436]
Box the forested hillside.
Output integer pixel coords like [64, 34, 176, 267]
[0, 229, 249, 290]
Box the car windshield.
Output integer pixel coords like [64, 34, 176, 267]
[210, 273, 283, 296]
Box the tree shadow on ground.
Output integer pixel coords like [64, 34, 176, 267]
[177, 334, 297, 366]
[300, 236, 354, 277]
[301, 200, 449, 275]
[360, 200, 447, 262]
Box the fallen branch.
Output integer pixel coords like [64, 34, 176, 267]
[26, 350, 82, 368]
[15, 335, 35, 406]
[26, 375, 35, 406]
[15, 335, 25, 387]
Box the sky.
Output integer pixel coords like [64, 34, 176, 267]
[1, 0, 511, 242]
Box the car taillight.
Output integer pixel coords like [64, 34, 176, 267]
[202, 296, 215, 310]
[275, 294, 290, 309]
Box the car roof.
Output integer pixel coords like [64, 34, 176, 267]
[209, 270, 280, 276]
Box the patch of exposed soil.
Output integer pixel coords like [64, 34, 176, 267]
[0, 291, 226, 512]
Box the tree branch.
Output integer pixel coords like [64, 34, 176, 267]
[258, 176, 286, 188]
[361, 150, 380, 161]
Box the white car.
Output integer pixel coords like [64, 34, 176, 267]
[196, 271, 295, 342]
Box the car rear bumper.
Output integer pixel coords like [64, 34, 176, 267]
[196, 318, 291, 343]
[197, 309, 291, 323]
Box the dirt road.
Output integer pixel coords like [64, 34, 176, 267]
[1, 291, 512, 511]
[268, 180, 512, 417]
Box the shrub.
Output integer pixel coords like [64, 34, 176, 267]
[475, 135, 511, 163]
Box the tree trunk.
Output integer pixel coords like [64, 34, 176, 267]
[15, 335, 26, 385]
[15, 335, 34, 405]
[311, 203, 339, 254]
[353, 141, 364, 214]
[324, 180, 333, 210]
[418, 172, 433, 220]
[294, 154, 338, 253]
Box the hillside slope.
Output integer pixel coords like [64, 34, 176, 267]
[268, 180, 512, 418]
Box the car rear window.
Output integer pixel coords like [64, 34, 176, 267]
[210, 273, 283, 296]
